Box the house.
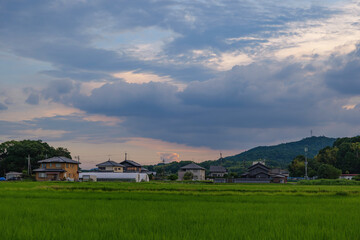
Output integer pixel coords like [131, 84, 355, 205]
[209, 165, 227, 177]
[33, 156, 80, 181]
[178, 163, 205, 181]
[79, 172, 149, 182]
[120, 160, 142, 172]
[96, 159, 124, 172]
[5, 172, 22, 181]
[240, 162, 288, 183]
[340, 174, 359, 180]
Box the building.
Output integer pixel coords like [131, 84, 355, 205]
[178, 163, 205, 181]
[96, 159, 124, 172]
[340, 174, 359, 180]
[240, 162, 288, 183]
[209, 165, 227, 177]
[33, 156, 80, 181]
[79, 172, 149, 182]
[5, 172, 22, 181]
[120, 160, 142, 172]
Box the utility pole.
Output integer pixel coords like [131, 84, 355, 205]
[27, 155, 31, 176]
[304, 147, 308, 180]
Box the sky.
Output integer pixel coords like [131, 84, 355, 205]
[1, 0, 360, 168]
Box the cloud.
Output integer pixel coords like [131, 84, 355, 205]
[325, 46, 360, 95]
[158, 152, 180, 163]
[42, 79, 75, 102]
[25, 93, 40, 105]
[0, 102, 7, 111]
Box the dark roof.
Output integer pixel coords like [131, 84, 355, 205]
[120, 160, 142, 167]
[209, 166, 227, 173]
[248, 162, 270, 171]
[96, 160, 124, 167]
[38, 156, 80, 164]
[180, 163, 205, 170]
[33, 168, 66, 172]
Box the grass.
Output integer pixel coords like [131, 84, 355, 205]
[0, 181, 359, 239]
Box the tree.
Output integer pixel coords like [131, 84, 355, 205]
[168, 174, 178, 181]
[183, 172, 193, 180]
[317, 164, 341, 179]
[0, 140, 71, 176]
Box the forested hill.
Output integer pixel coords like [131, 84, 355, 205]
[146, 136, 336, 175]
[223, 136, 336, 167]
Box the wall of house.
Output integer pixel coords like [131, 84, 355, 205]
[113, 167, 123, 173]
[178, 169, 205, 181]
[125, 166, 141, 172]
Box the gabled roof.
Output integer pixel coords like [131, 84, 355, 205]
[180, 163, 205, 170]
[120, 160, 142, 167]
[248, 162, 270, 171]
[96, 160, 124, 167]
[38, 156, 80, 164]
[209, 166, 227, 173]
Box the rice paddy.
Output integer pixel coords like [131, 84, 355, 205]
[0, 181, 359, 239]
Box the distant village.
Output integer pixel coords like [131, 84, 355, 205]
[3, 152, 294, 183]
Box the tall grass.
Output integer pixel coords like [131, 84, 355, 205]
[0, 182, 359, 239]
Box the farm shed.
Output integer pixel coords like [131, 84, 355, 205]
[79, 172, 149, 182]
[5, 172, 22, 181]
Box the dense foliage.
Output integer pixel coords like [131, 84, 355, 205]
[0, 140, 71, 176]
[315, 136, 360, 174]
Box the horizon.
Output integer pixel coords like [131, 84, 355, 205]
[1, 1, 360, 169]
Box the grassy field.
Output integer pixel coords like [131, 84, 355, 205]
[0, 182, 359, 239]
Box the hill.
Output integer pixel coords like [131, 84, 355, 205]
[146, 136, 336, 176]
[224, 136, 336, 167]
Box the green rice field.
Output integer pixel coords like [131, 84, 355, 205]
[0, 181, 359, 239]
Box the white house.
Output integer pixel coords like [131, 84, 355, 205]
[178, 163, 205, 181]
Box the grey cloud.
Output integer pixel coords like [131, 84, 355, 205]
[44, 58, 359, 149]
[71, 81, 180, 117]
[325, 48, 360, 95]
[0, 102, 7, 111]
[26, 93, 40, 105]
[42, 79, 75, 102]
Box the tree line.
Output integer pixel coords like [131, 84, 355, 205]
[289, 136, 360, 179]
[0, 140, 71, 177]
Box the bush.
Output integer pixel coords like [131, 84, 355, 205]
[317, 164, 341, 179]
[183, 172, 193, 181]
[168, 174, 178, 181]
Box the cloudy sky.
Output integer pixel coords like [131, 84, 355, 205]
[1, 0, 360, 168]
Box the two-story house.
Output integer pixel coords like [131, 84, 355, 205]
[178, 163, 205, 181]
[33, 156, 80, 181]
[209, 165, 227, 177]
[96, 159, 124, 172]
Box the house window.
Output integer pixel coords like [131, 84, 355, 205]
[66, 164, 69, 168]
[42, 163, 46, 168]
[39, 173, 46, 178]
[56, 163, 61, 168]
[49, 163, 52, 167]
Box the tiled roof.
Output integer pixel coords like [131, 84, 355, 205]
[96, 160, 124, 167]
[38, 156, 80, 164]
[180, 163, 205, 170]
[209, 165, 227, 173]
[120, 160, 142, 167]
